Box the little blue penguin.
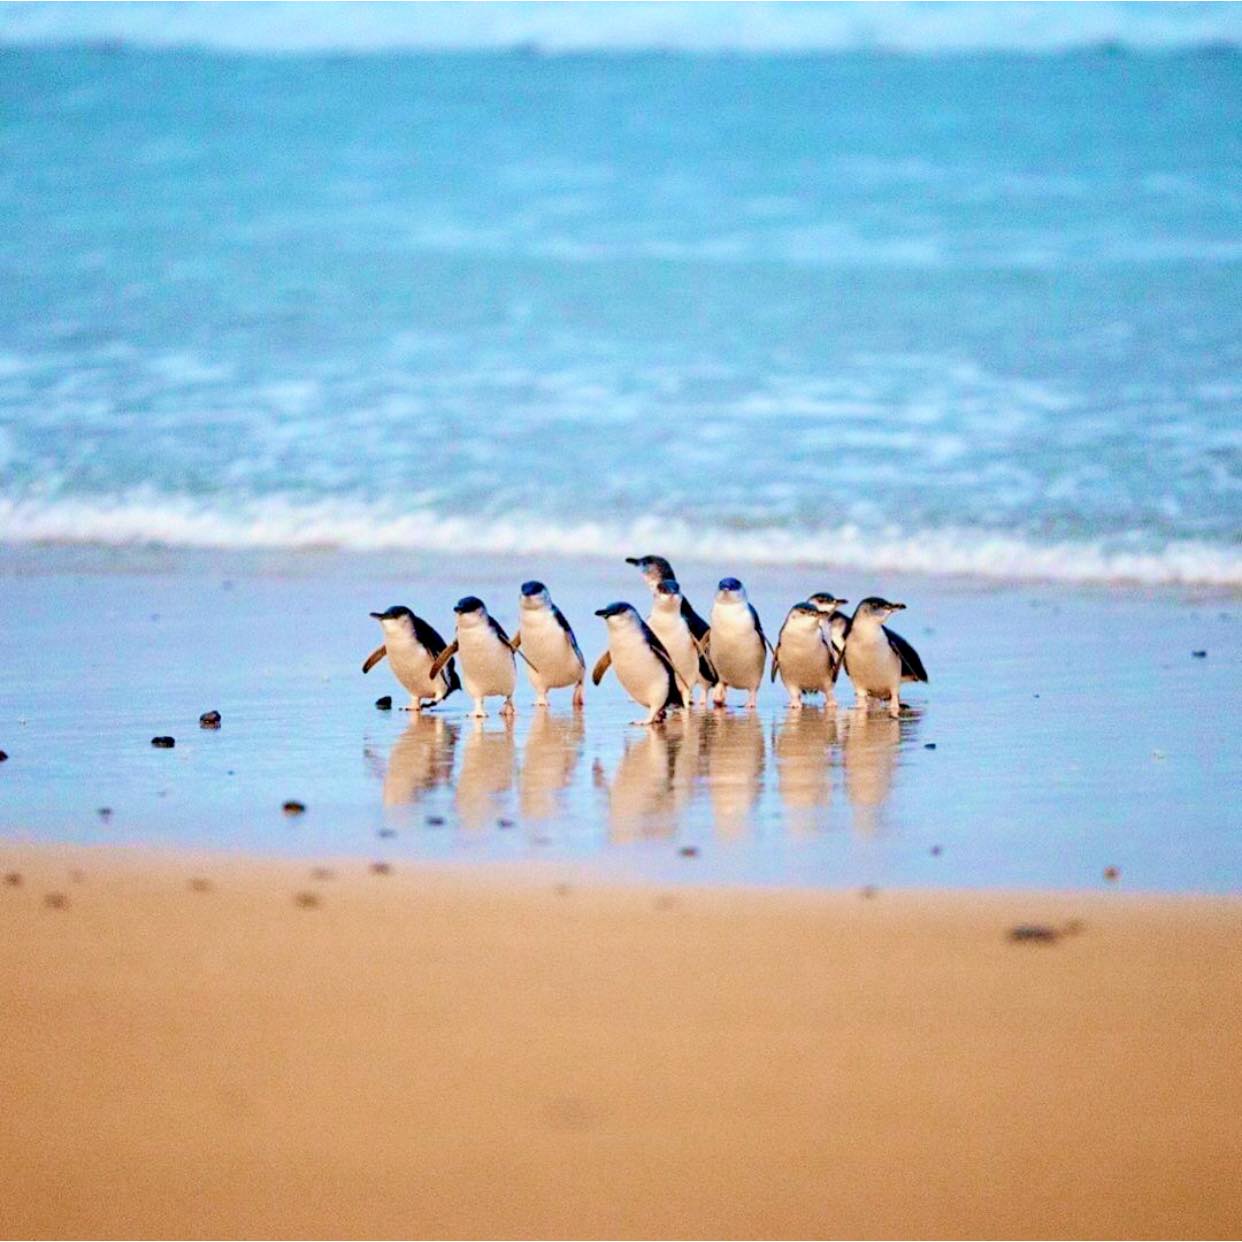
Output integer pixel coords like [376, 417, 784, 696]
[592, 602, 684, 725]
[841, 597, 929, 718]
[646, 578, 718, 706]
[708, 577, 770, 708]
[517, 580, 586, 708]
[771, 602, 838, 709]
[808, 592, 851, 671]
[430, 596, 519, 719]
[362, 606, 460, 711]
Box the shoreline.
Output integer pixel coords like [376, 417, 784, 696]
[3, 842, 1239, 1239]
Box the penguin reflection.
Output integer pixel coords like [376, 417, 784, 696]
[700, 710, 765, 839]
[382, 715, 458, 807]
[842, 710, 907, 836]
[520, 708, 585, 820]
[455, 716, 517, 829]
[604, 717, 694, 842]
[772, 707, 839, 835]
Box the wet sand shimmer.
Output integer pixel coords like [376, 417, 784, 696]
[1, 845, 1239, 1239]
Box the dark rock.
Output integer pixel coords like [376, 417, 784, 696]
[1192, 650, 1207, 659]
[924, 742, 937, 750]
[44, 892, 68, 910]
[375, 696, 393, 710]
[3, 872, 21, 886]
[310, 867, 334, 881]
[0, 750, 7, 762]
[859, 884, 878, 899]
[497, 817, 515, 829]
[293, 891, 320, 908]
[369, 861, 392, 876]
[678, 845, 699, 858]
[1008, 924, 1059, 943]
[1104, 866, 1120, 881]
[188, 877, 213, 893]
[282, 800, 306, 816]
[199, 710, 222, 729]
[151, 736, 175, 749]
[426, 815, 446, 827]
[97, 807, 113, 821]
[930, 845, 943, 856]
[378, 828, 396, 838]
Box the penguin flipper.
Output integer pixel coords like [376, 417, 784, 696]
[428, 640, 459, 680]
[591, 651, 612, 685]
[770, 649, 780, 683]
[362, 645, 387, 674]
[885, 626, 929, 683]
[697, 650, 718, 685]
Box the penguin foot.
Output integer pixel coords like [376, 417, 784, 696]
[573, 683, 585, 709]
[534, 695, 550, 708]
[500, 699, 515, 718]
[745, 692, 758, 710]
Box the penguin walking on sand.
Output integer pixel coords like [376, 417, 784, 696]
[840, 597, 929, 718]
[429, 596, 520, 719]
[808, 592, 850, 669]
[646, 578, 717, 706]
[592, 602, 684, 725]
[517, 580, 586, 708]
[771, 602, 838, 709]
[708, 577, 770, 709]
[626, 554, 710, 644]
[362, 606, 460, 710]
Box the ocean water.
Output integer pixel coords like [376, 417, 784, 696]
[1, 28, 1240, 586]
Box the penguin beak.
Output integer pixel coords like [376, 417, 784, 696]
[369, 611, 384, 619]
[890, 602, 906, 611]
[594, 608, 608, 617]
[624, 557, 641, 566]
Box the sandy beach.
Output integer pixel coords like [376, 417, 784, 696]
[1, 843, 1239, 1240]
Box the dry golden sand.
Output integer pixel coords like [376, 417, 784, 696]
[1, 845, 1239, 1240]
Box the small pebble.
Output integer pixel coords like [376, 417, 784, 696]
[1061, 919, 1087, 936]
[44, 892, 68, 910]
[1104, 866, 1120, 882]
[369, 861, 392, 876]
[426, 815, 446, 827]
[930, 845, 943, 856]
[497, 817, 515, 829]
[97, 807, 113, 821]
[923, 742, 937, 750]
[1191, 650, 1207, 659]
[188, 877, 213, 893]
[678, 845, 699, 858]
[654, 894, 678, 911]
[199, 710, 222, 729]
[310, 867, 334, 881]
[1008, 924, 1058, 943]
[859, 884, 878, 899]
[375, 696, 393, 710]
[151, 736, 175, 749]
[282, 800, 306, 816]
[293, 891, 320, 908]
[554, 883, 571, 897]
[3, 872, 21, 887]
[377, 828, 396, 839]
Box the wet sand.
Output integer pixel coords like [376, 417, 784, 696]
[2, 844, 1239, 1240]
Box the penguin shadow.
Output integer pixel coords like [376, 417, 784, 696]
[697, 710, 765, 841]
[600, 715, 694, 843]
[455, 716, 517, 830]
[771, 707, 840, 836]
[381, 714, 459, 808]
[841, 706, 922, 836]
[519, 708, 585, 821]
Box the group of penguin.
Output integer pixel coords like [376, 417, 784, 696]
[362, 554, 929, 725]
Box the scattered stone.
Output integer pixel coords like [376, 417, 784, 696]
[1192, 650, 1207, 659]
[554, 882, 571, 897]
[282, 800, 306, 816]
[859, 884, 878, 899]
[1152, 750, 1166, 760]
[1104, 866, 1120, 882]
[678, 845, 699, 858]
[377, 828, 396, 838]
[97, 807, 113, 821]
[930, 845, 943, 856]
[375, 696, 393, 710]
[151, 736, 175, 749]
[369, 861, 392, 876]
[1061, 919, 1087, 936]
[1033, 693, 1041, 699]
[426, 815, 446, 827]
[310, 867, 334, 881]
[293, 891, 320, 908]
[497, 817, 515, 829]
[923, 742, 937, 750]
[0, 750, 7, 762]
[3, 872, 21, 887]
[44, 892, 68, 910]
[188, 877, 213, 893]
[1008, 924, 1059, 943]
[199, 710, 222, 729]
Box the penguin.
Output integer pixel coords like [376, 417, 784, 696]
[646, 578, 717, 706]
[840, 597, 929, 718]
[770, 602, 838, 709]
[707, 577, 770, 708]
[429, 596, 520, 719]
[362, 605, 460, 711]
[517, 580, 586, 708]
[592, 601, 684, 725]
[625, 554, 710, 645]
[808, 592, 851, 673]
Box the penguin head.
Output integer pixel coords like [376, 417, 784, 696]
[595, 601, 638, 628]
[651, 578, 682, 612]
[626, 554, 675, 589]
[453, 596, 488, 627]
[519, 580, 550, 610]
[854, 596, 906, 623]
[716, 576, 747, 603]
[787, 601, 824, 630]
[808, 592, 848, 614]
[370, 605, 415, 633]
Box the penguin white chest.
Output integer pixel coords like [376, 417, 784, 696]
[457, 626, 516, 697]
[846, 629, 901, 694]
[385, 630, 440, 699]
[519, 610, 581, 690]
[611, 626, 671, 709]
[778, 627, 832, 690]
[710, 603, 765, 689]
[647, 611, 698, 690]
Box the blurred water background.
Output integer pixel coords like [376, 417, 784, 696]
[1, 2, 1240, 587]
